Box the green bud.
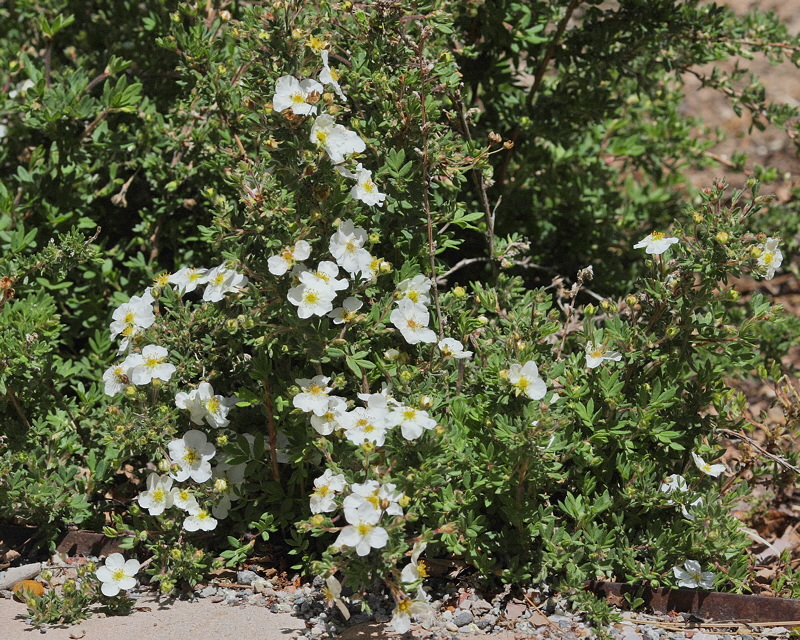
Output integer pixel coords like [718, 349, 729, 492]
[399, 370, 413, 383]
[216, 434, 229, 447]
[452, 286, 467, 298]
[584, 304, 596, 317]
[666, 326, 679, 338]
[715, 231, 729, 244]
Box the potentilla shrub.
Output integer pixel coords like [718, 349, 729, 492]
[1, 0, 797, 627]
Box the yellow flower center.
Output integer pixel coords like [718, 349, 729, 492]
[514, 378, 530, 391]
[124, 311, 136, 324]
[763, 252, 774, 265]
[316, 485, 330, 497]
[397, 599, 412, 614]
[345, 239, 358, 254]
[651, 231, 665, 241]
[112, 568, 127, 582]
[183, 448, 200, 466]
[406, 319, 422, 330]
[154, 273, 171, 286]
[315, 130, 329, 144]
[407, 291, 419, 303]
[206, 397, 221, 413]
[291, 92, 306, 104]
[362, 179, 375, 193]
[188, 270, 203, 282]
[403, 409, 417, 421]
[417, 560, 429, 578]
[213, 274, 226, 287]
[356, 522, 373, 536]
[152, 488, 165, 502]
[145, 355, 164, 368]
[590, 347, 606, 358]
[196, 510, 210, 521]
[304, 290, 320, 305]
[366, 495, 380, 508]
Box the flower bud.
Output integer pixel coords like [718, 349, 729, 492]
[434, 425, 446, 436]
[360, 442, 375, 453]
[379, 260, 392, 274]
[477, 315, 488, 325]
[418, 395, 433, 409]
[715, 231, 729, 244]
[452, 286, 466, 299]
[399, 370, 413, 383]
[216, 434, 229, 447]
[625, 295, 637, 308]
[125, 385, 137, 397]
[750, 246, 763, 259]
[398, 495, 411, 508]
[583, 303, 596, 317]
[157, 459, 171, 473]
[692, 212, 704, 224]
[384, 348, 400, 361]
[666, 326, 679, 338]
[40, 570, 53, 583]
[498, 369, 509, 380]
[368, 232, 380, 244]
[214, 478, 229, 493]
[170, 547, 182, 560]
[138, 530, 149, 542]
[129, 504, 140, 515]
[726, 289, 739, 302]
[600, 299, 614, 312]
[309, 514, 325, 527]
[160, 579, 175, 594]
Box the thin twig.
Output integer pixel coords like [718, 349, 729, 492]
[719, 428, 800, 475]
[261, 376, 281, 482]
[417, 32, 444, 340]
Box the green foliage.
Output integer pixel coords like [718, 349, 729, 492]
[0, 0, 799, 629]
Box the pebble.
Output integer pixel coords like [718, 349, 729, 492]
[453, 610, 474, 627]
[236, 570, 258, 585]
[197, 585, 217, 598]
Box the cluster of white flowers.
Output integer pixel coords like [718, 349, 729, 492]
[175, 382, 238, 429]
[102, 263, 248, 397]
[272, 221, 380, 320]
[272, 49, 386, 207]
[135, 429, 255, 532]
[389, 275, 438, 345]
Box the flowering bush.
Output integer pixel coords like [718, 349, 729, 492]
[1, 0, 799, 628]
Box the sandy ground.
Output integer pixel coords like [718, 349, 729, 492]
[0, 594, 308, 640]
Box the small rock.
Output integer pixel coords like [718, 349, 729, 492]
[642, 626, 661, 640]
[197, 585, 217, 598]
[445, 622, 459, 633]
[620, 630, 643, 640]
[237, 570, 258, 585]
[504, 600, 527, 620]
[252, 578, 272, 594]
[453, 610, 474, 627]
[762, 629, 789, 638]
[468, 598, 492, 615]
[693, 634, 720, 640]
[210, 596, 224, 603]
[0, 563, 43, 590]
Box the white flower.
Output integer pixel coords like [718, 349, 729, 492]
[103, 362, 130, 396]
[168, 430, 216, 483]
[633, 231, 680, 255]
[334, 508, 388, 556]
[175, 382, 239, 429]
[171, 486, 200, 512]
[401, 542, 429, 585]
[585, 342, 622, 369]
[137, 473, 174, 516]
[203, 264, 249, 302]
[349, 163, 386, 207]
[340, 406, 390, 447]
[272, 75, 323, 116]
[310, 469, 348, 514]
[328, 296, 363, 324]
[287, 271, 338, 318]
[168, 267, 209, 295]
[310, 396, 347, 435]
[183, 505, 218, 532]
[438, 338, 472, 359]
[394, 404, 436, 441]
[692, 452, 726, 477]
[210, 461, 246, 519]
[294, 375, 335, 416]
[319, 50, 346, 100]
[126, 345, 176, 385]
[757, 237, 783, 280]
[660, 474, 688, 495]
[507, 360, 547, 400]
[96, 553, 140, 597]
[390, 298, 437, 345]
[390, 589, 432, 634]
[681, 496, 704, 521]
[322, 574, 350, 619]
[309, 260, 349, 292]
[343, 480, 403, 523]
[329, 220, 372, 277]
[673, 560, 715, 589]
[109, 291, 155, 342]
[396, 275, 432, 305]
[310, 114, 366, 164]
[268, 240, 312, 276]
